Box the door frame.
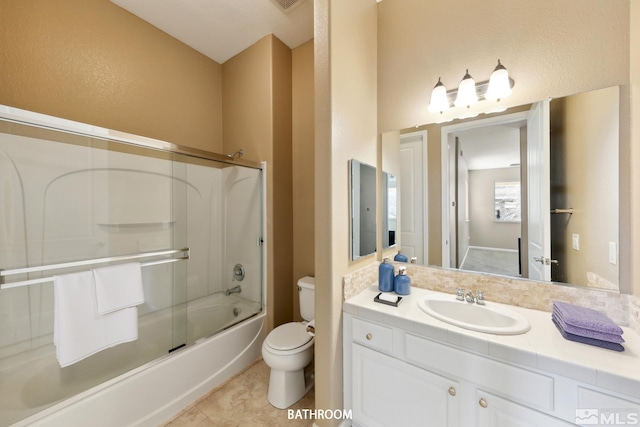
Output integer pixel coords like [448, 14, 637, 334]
[440, 111, 529, 268]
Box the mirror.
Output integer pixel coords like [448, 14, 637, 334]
[382, 171, 397, 249]
[391, 86, 620, 291]
[350, 159, 377, 260]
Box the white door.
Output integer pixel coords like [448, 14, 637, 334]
[400, 132, 427, 264]
[526, 100, 551, 281]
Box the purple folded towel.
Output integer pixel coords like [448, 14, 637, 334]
[552, 301, 623, 336]
[552, 318, 624, 352]
[552, 309, 624, 343]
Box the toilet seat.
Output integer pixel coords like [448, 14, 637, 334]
[265, 323, 312, 351]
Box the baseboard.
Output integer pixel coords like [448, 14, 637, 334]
[468, 245, 518, 254]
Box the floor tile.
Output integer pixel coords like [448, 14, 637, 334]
[163, 359, 315, 427]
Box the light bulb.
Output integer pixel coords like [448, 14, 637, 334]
[454, 69, 478, 108]
[485, 60, 512, 101]
[428, 78, 450, 113]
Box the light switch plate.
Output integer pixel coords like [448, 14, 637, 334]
[609, 242, 617, 265]
[572, 234, 580, 251]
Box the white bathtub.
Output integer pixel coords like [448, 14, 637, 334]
[4, 293, 266, 427]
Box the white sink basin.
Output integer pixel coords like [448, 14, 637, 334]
[417, 293, 530, 335]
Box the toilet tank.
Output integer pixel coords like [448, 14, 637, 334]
[298, 276, 315, 321]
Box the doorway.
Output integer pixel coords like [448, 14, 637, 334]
[441, 112, 529, 278]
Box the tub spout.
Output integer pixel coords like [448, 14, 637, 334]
[225, 285, 241, 296]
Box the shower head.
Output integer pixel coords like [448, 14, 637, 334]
[226, 149, 244, 159]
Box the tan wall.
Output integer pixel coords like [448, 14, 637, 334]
[468, 168, 522, 250]
[0, 0, 222, 152]
[222, 35, 293, 330]
[553, 88, 619, 287]
[315, 0, 378, 424]
[632, 0, 640, 296]
[222, 36, 273, 163]
[378, 0, 629, 133]
[292, 40, 315, 321]
[272, 37, 294, 327]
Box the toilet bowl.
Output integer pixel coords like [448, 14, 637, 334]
[262, 276, 315, 409]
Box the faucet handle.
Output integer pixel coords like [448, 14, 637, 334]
[455, 288, 465, 301]
[475, 290, 485, 305]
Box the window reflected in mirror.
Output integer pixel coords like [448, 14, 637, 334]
[494, 181, 521, 222]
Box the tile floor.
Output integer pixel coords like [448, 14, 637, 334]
[163, 359, 315, 427]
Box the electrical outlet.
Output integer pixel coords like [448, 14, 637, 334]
[572, 234, 580, 250]
[609, 242, 617, 265]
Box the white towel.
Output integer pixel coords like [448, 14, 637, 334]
[54, 270, 138, 368]
[92, 262, 144, 314]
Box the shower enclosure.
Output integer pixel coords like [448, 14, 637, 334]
[0, 107, 265, 426]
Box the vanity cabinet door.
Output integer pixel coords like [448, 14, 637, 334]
[352, 344, 459, 427]
[476, 390, 574, 427]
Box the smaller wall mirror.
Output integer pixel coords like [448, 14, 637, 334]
[382, 171, 397, 249]
[350, 159, 377, 260]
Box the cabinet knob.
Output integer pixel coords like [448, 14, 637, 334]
[448, 386, 456, 396]
[365, 333, 372, 340]
[478, 398, 488, 408]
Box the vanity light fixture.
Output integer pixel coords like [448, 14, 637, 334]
[454, 69, 478, 108]
[428, 60, 515, 114]
[427, 78, 450, 113]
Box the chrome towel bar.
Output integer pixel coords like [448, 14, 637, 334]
[0, 247, 189, 290]
[550, 208, 573, 214]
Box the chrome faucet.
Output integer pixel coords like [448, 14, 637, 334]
[475, 290, 485, 305]
[456, 288, 465, 301]
[225, 285, 241, 296]
[465, 291, 475, 303]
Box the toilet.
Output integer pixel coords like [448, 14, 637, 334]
[262, 276, 315, 409]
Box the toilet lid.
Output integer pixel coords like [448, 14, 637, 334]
[266, 323, 313, 351]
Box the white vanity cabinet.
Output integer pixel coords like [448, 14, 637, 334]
[474, 390, 574, 427]
[352, 344, 459, 427]
[344, 310, 640, 427]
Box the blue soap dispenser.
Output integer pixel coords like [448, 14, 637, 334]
[394, 266, 411, 295]
[378, 258, 395, 292]
[394, 250, 408, 263]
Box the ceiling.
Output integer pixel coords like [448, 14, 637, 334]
[454, 122, 524, 171]
[110, 0, 314, 64]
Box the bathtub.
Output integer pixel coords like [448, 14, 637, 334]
[3, 293, 266, 427]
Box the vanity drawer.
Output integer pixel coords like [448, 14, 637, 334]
[352, 317, 393, 353]
[405, 333, 554, 411]
[577, 387, 640, 411]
